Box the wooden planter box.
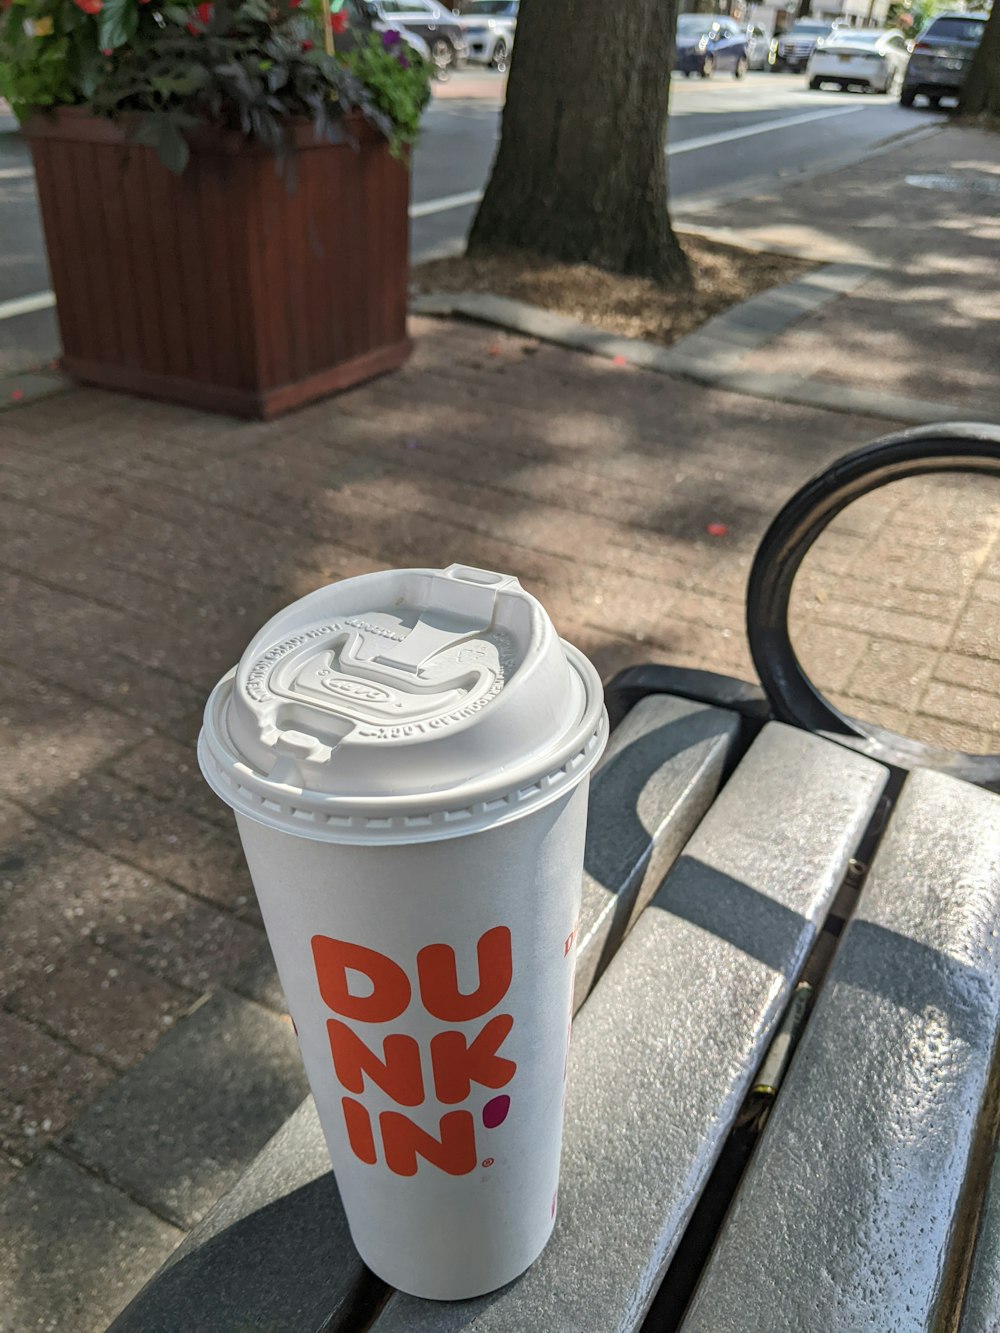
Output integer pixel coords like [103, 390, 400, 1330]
[26, 109, 411, 419]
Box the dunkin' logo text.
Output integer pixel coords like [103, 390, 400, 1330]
[311, 927, 516, 1177]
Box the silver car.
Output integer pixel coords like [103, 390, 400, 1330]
[455, 0, 518, 71]
[746, 24, 770, 70]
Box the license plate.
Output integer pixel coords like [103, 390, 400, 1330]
[838, 54, 851, 62]
[944, 58, 964, 69]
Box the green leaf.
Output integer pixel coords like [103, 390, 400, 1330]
[150, 65, 210, 95]
[97, 0, 139, 51]
[158, 118, 190, 173]
[266, 62, 288, 92]
[239, 0, 272, 21]
[135, 111, 190, 173]
[76, 49, 104, 99]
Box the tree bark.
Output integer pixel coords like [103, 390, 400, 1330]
[468, 0, 688, 285]
[959, 3, 1000, 120]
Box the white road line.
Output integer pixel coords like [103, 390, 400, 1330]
[0, 166, 36, 180]
[407, 106, 868, 219]
[0, 290, 56, 321]
[409, 189, 484, 218]
[0, 104, 873, 324]
[668, 104, 866, 155]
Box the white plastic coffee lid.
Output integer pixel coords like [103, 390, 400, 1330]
[198, 564, 608, 844]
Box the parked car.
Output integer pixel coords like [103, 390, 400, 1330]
[674, 15, 749, 79]
[807, 28, 910, 93]
[768, 19, 833, 72]
[746, 24, 770, 69]
[454, 0, 517, 71]
[900, 11, 989, 107]
[367, 0, 467, 77]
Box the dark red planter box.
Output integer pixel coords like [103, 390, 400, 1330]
[27, 109, 412, 418]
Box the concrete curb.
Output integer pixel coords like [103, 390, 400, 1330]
[411, 265, 999, 427]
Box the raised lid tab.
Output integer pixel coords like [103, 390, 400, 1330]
[198, 565, 608, 843]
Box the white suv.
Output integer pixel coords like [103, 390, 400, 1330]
[455, 0, 518, 72]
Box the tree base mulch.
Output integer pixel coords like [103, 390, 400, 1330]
[412, 237, 814, 348]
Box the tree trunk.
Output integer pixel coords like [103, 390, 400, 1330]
[468, 0, 688, 285]
[959, 3, 1000, 120]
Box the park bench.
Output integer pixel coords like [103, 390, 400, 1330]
[114, 425, 1000, 1332]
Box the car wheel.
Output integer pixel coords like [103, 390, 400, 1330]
[734, 56, 748, 79]
[700, 55, 715, 78]
[808, 75, 822, 89]
[900, 85, 916, 106]
[491, 39, 508, 72]
[430, 37, 455, 81]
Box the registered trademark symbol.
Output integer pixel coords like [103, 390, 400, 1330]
[482, 1157, 494, 1168]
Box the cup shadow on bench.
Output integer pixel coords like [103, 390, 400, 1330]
[115, 1169, 381, 1333]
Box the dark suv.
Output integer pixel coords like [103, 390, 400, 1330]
[768, 19, 833, 72]
[900, 12, 989, 107]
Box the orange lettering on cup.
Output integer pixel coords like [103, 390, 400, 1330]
[342, 1096, 378, 1165]
[380, 1109, 478, 1177]
[417, 926, 512, 1022]
[314, 929, 518, 1176]
[327, 1019, 424, 1107]
[430, 1013, 516, 1104]
[312, 936, 410, 1023]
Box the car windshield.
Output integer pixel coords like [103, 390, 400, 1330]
[787, 21, 832, 35]
[925, 16, 986, 40]
[677, 15, 714, 37]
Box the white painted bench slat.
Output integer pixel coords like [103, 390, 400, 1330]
[683, 765, 1000, 1333]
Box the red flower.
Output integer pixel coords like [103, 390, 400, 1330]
[186, 1, 213, 32]
[101, 45, 112, 54]
[289, 0, 302, 7]
[331, 8, 348, 32]
[73, 0, 103, 13]
[301, 37, 313, 49]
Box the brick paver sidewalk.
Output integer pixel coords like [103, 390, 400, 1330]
[677, 125, 1000, 417]
[2, 307, 999, 1324]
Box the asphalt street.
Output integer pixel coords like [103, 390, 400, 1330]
[0, 71, 942, 375]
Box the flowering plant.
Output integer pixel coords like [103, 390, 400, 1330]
[0, 0, 430, 170]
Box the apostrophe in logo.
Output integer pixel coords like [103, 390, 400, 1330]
[312, 928, 516, 1176]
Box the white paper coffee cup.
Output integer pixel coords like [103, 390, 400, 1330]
[198, 565, 607, 1300]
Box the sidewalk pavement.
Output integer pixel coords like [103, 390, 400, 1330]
[675, 124, 1000, 417]
[1, 123, 999, 1329]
